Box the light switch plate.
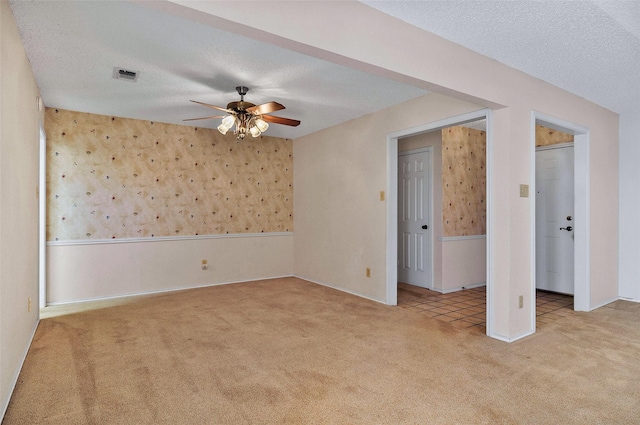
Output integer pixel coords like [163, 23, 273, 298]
[380, 191, 385, 201]
[519, 184, 529, 198]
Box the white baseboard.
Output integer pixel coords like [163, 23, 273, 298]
[488, 327, 535, 343]
[590, 295, 623, 311]
[617, 296, 640, 304]
[431, 282, 487, 294]
[43, 275, 294, 313]
[1, 320, 39, 420]
[293, 275, 386, 305]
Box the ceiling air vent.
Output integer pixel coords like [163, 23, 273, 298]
[112, 67, 139, 82]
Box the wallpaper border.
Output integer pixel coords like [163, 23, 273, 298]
[47, 231, 293, 246]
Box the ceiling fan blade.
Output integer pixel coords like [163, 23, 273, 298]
[262, 114, 301, 127]
[246, 101, 285, 115]
[183, 115, 225, 122]
[189, 100, 231, 113]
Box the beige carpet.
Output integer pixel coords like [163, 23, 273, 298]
[4, 277, 640, 424]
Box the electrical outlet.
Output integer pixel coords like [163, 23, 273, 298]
[366, 267, 371, 278]
[201, 260, 208, 270]
[518, 295, 523, 309]
[379, 191, 385, 201]
[28, 297, 32, 313]
[519, 184, 529, 198]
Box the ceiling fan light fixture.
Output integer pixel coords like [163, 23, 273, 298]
[187, 86, 299, 140]
[254, 118, 269, 133]
[217, 124, 230, 135]
[249, 125, 261, 138]
[217, 115, 235, 135]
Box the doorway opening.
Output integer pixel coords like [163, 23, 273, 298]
[396, 119, 487, 330]
[532, 113, 590, 320]
[386, 109, 493, 335]
[534, 125, 575, 326]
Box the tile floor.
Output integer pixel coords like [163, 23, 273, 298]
[398, 282, 574, 330]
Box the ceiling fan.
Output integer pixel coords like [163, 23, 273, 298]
[184, 86, 300, 139]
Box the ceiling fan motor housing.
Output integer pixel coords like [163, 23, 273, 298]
[226, 101, 256, 112]
[229, 86, 253, 111]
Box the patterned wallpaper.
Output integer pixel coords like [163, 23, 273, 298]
[46, 108, 293, 241]
[536, 124, 574, 147]
[442, 126, 486, 237]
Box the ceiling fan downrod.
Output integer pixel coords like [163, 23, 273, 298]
[236, 86, 249, 102]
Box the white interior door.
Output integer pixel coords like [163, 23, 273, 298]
[398, 149, 432, 288]
[535, 145, 574, 295]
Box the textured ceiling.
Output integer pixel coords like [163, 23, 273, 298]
[8, 1, 428, 139]
[362, 0, 640, 115]
[9, 1, 638, 142]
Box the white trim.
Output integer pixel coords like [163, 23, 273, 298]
[387, 110, 491, 140]
[439, 235, 486, 242]
[386, 108, 492, 320]
[47, 231, 293, 247]
[386, 134, 399, 305]
[427, 146, 434, 290]
[1, 321, 39, 419]
[39, 127, 47, 309]
[535, 142, 574, 152]
[45, 274, 294, 307]
[484, 110, 495, 339]
[398, 147, 430, 157]
[529, 114, 538, 334]
[618, 297, 640, 304]
[490, 328, 535, 343]
[429, 282, 486, 294]
[294, 275, 387, 305]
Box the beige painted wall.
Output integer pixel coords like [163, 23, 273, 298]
[175, 1, 619, 340]
[442, 237, 486, 291]
[0, 0, 43, 415]
[47, 234, 293, 304]
[294, 93, 484, 301]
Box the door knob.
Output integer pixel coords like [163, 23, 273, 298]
[422, 225, 428, 230]
[560, 226, 573, 231]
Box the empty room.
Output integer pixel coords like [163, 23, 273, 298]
[2, 1, 639, 423]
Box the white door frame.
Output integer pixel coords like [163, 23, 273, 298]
[398, 147, 434, 289]
[386, 108, 493, 332]
[39, 126, 47, 309]
[531, 112, 590, 319]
